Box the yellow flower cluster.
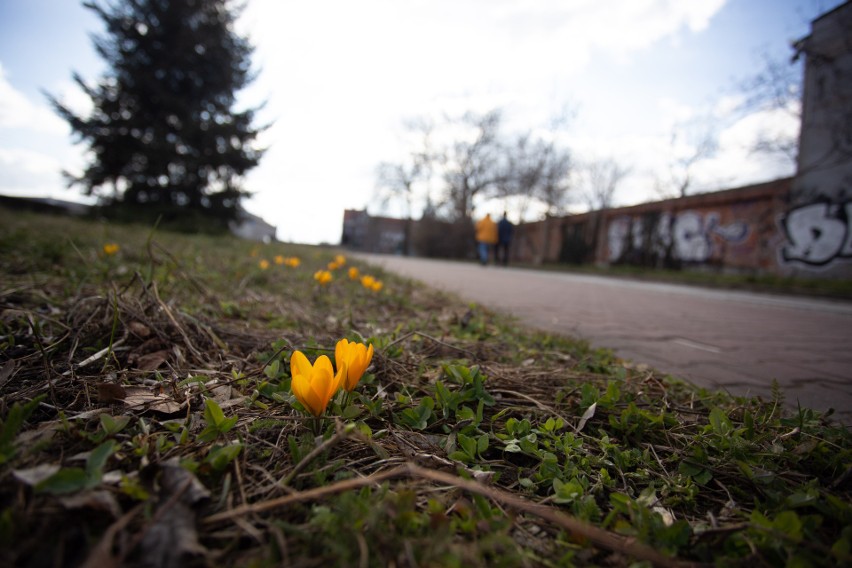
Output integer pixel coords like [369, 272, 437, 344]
[103, 243, 120, 256]
[275, 255, 301, 267]
[311, 255, 384, 293]
[290, 339, 374, 417]
[313, 270, 332, 285]
[360, 274, 383, 292]
[256, 255, 301, 270]
[327, 254, 347, 271]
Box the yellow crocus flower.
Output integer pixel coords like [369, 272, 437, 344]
[274, 255, 285, 265]
[360, 275, 375, 289]
[314, 270, 332, 285]
[286, 257, 301, 267]
[335, 254, 346, 266]
[348, 266, 359, 280]
[259, 259, 270, 270]
[290, 352, 346, 417]
[371, 280, 383, 292]
[335, 339, 374, 392]
[103, 243, 119, 255]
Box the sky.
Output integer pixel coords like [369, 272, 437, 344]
[0, 0, 845, 244]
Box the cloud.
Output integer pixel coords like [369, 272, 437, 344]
[0, 62, 89, 199]
[691, 106, 798, 187]
[6, 0, 779, 245]
[0, 62, 67, 134]
[0, 147, 67, 195]
[234, 0, 734, 242]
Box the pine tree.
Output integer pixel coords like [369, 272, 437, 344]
[48, 0, 264, 225]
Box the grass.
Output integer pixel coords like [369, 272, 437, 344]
[0, 205, 850, 567]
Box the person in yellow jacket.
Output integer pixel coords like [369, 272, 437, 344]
[474, 213, 498, 265]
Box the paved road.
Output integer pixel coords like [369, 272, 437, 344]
[355, 253, 852, 423]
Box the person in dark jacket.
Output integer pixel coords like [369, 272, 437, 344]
[496, 212, 514, 266]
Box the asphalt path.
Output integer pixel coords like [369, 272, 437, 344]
[355, 253, 852, 423]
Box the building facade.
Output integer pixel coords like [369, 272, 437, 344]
[787, 0, 852, 277]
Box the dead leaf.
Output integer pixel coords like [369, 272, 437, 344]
[136, 461, 209, 568]
[134, 350, 169, 371]
[209, 382, 232, 405]
[97, 383, 127, 403]
[0, 359, 16, 387]
[59, 490, 122, 518]
[576, 402, 597, 433]
[123, 386, 185, 414]
[127, 321, 152, 338]
[652, 506, 675, 527]
[13, 464, 61, 486]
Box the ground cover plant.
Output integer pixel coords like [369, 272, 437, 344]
[1, 206, 850, 567]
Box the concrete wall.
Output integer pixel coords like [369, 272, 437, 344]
[512, 178, 794, 274]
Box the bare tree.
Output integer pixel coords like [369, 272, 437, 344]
[655, 121, 718, 199]
[375, 118, 434, 211]
[738, 51, 802, 166]
[534, 143, 573, 215]
[492, 132, 572, 263]
[580, 157, 631, 210]
[498, 129, 573, 212]
[374, 160, 424, 255]
[440, 110, 505, 220]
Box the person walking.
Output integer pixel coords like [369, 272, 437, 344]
[496, 211, 514, 266]
[474, 213, 498, 265]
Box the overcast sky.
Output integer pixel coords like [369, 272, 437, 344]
[0, 0, 844, 244]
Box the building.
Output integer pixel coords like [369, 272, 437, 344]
[787, 0, 852, 276]
[228, 208, 277, 242]
[341, 209, 407, 254]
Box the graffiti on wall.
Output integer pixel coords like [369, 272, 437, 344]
[607, 211, 749, 264]
[780, 201, 852, 266]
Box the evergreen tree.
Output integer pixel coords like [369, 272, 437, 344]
[48, 0, 264, 223]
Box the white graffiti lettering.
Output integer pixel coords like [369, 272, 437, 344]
[780, 202, 852, 266]
[607, 210, 749, 263]
[607, 217, 630, 260]
[673, 211, 711, 262]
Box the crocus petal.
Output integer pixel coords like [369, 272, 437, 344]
[291, 364, 323, 416]
[310, 355, 335, 399]
[305, 355, 341, 415]
[291, 373, 315, 415]
[336, 339, 373, 392]
[290, 351, 312, 381]
[291, 351, 326, 416]
[335, 339, 349, 373]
